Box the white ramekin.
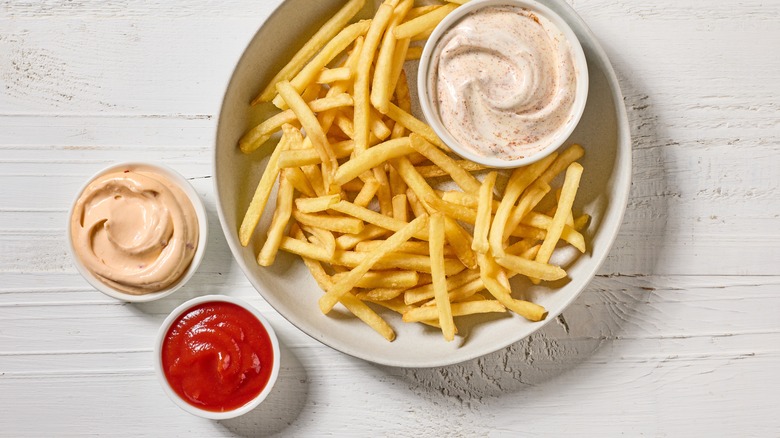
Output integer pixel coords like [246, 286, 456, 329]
[418, 0, 589, 169]
[66, 162, 208, 302]
[154, 295, 281, 420]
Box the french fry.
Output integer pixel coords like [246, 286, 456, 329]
[415, 160, 486, 178]
[295, 235, 396, 341]
[293, 210, 364, 235]
[333, 137, 414, 185]
[404, 269, 480, 304]
[409, 134, 481, 193]
[330, 200, 429, 240]
[355, 240, 455, 257]
[271, 20, 371, 109]
[332, 270, 419, 289]
[354, 2, 397, 153]
[253, 0, 366, 104]
[489, 153, 557, 256]
[319, 214, 428, 313]
[477, 253, 548, 322]
[429, 213, 455, 341]
[295, 194, 341, 213]
[355, 287, 408, 301]
[392, 194, 408, 222]
[521, 212, 586, 253]
[257, 172, 295, 266]
[240, 94, 353, 154]
[238, 124, 298, 246]
[384, 103, 448, 150]
[404, 46, 423, 60]
[536, 162, 584, 265]
[371, 0, 413, 113]
[283, 166, 316, 197]
[302, 224, 337, 258]
[394, 3, 458, 39]
[352, 178, 381, 208]
[404, 300, 505, 323]
[472, 171, 497, 254]
[316, 67, 352, 84]
[495, 254, 567, 281]
[276, 81, 338, 185]
[335, 224, 388, 250]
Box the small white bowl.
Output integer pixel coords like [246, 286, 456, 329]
[418, 0, 589, 169]
[154, 295, 281, 420]
[66, 162, 208, 302]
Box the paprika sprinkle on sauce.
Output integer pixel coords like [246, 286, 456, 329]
[161, 301, 275, 412]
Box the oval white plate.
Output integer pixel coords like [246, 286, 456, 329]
[215, 0, 631, 368]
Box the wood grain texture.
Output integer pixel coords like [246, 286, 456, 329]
[1, 0, 778, 436]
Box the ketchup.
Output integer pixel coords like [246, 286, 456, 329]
[161, 301, 274, 412]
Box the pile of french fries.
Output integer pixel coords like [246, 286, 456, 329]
[238, 0, 588, 342]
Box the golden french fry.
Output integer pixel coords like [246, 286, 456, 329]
[354, 2, 397, 153]
[355, 240, 456, 257]
[280, 237, 464, 274]
[409, 134, 481, 193]
[521, 212, 586, 253]
[253, 0, 366, 104]
[276, 81, 338, 185]
[302, 224, 337, 258]
[392, 194, 408, 222]
[404, 269, 480, 304]
[332, 270, 419, 289]
[316, 67, 352, 84]
[333, 137, 414, 185]
[372, 164, 394, 217]
[477, 253, 548, 322]
[371, 0, 413, 113]
[240, 94, 353, 154]
[335, 224, 388, 250]
[429, 213, 455, 341]
[271, 20, 371, 109]
[282, 165, 316, 197]
[239, 124, 299, 246]
[330, 200, 429, 240]
[257, 172, 295, 266]
[415, 160, 486, 178]
[294, 194, 341, 213]
[495, 254, 567, 281]
[404, 46, 422, 61]
[404, 5, 441, 21]
[293, 210, 364, 235]
[394, 3, 458, 39]
[536, 162, 584, 265]
[404, 300, 505, 323]
[574, 213, 590, 231]
[472, 171, 497, 254]
[295, 240, 396, 341]
[384, 103, 448, 150]
[488, 153, 557, 256]
[319, 214, 429, 313]
[355, 287, 408, 301]
[352, 179, 381, 207]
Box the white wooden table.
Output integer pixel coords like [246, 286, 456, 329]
[2, 1, 778, 436]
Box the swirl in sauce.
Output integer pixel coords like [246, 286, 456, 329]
[70, 165, 198, 295]
[433, 5, 578, 161]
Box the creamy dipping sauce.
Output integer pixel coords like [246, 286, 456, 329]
[432, 5, 578, 161]
[70, 165, 199, 295]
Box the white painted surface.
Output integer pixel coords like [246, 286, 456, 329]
[1, 0, 778, 436]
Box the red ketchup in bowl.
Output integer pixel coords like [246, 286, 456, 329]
[161, 301, 274, 412]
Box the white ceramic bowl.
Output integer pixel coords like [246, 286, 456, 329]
[214, 0, 631, 367]
[67, 162, 208, 302]
[154, 295, 281, 420]
[418, 0, 589, 169]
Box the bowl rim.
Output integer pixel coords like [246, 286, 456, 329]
[153, 294, 281, 420]
[213, 0, 632, 368]
[417, 0, 590, 169]
[66, 161, 208, 303]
